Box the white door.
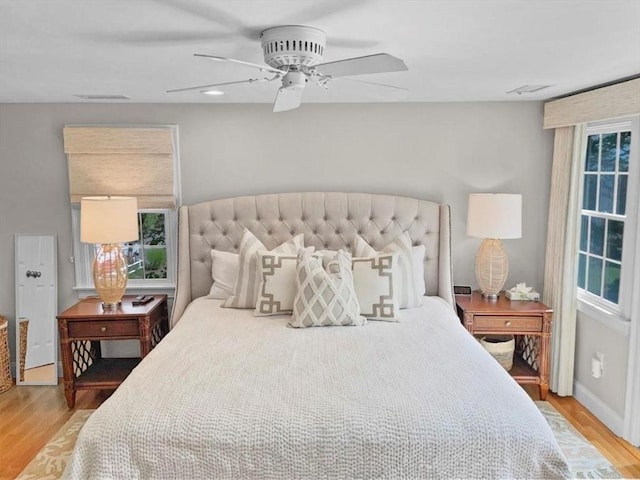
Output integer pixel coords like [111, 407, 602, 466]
[15, 235, 57, 378]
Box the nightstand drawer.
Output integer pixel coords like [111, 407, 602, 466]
[474, 315, 542, 332]
[68, 320, 139, 338]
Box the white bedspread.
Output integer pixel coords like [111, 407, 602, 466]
[65, 297, 569, 479]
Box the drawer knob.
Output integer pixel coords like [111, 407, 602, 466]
[100, 326, 107, 332]
[505, 321, 512, 327]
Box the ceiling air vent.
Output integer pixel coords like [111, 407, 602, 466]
[74, 94, 131, 100]
[506, 85, 552, 95]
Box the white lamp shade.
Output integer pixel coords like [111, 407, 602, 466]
[466, 193, 522, 239]
[81, 196, 139, 244]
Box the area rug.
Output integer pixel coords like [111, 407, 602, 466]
[17, 404, 621, 479]
[536, 401, 622, 479]
[15, 410, 93, 480]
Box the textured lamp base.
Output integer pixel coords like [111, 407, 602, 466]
[475, 238, 509, 299]
[93, 244, 128, 309]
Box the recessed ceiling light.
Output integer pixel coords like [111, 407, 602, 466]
[74, 94, 131, 100]
[201, 90, 224, 96]
[506, 85, 552, 95]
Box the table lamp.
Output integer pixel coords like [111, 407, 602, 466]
[467, 193, 522, 299]
[81, 196, 139, 309]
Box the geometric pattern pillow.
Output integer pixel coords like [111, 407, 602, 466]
[223, 230, 304, 309]
[352, 232, 422, 308]
[289, 250, 366, 328]
[352, 252, 401, 321]
[254, 252, 298, 316]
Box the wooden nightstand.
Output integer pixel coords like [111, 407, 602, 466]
[455, 291, 553, 400]
[57, 295, 168, 408]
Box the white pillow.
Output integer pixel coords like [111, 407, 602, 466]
[352, 252, 401, 321]
[207, 250, 239, 300]
[412, 244, 426, 296]
[254, 252, 298, 316]
[223, 230, 304, 309]
[352, 233, 422, 308]
[289, 250, 366, 328]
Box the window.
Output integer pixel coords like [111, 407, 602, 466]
[577, 120, 638, 316]
[64, 125, 180, 293]
[126, 212, 168, 280]
[71, 208, 177, 291]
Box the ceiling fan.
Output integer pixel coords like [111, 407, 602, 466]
[167, 25, 409, 112]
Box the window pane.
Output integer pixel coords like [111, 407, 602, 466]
[600, 133, 617, 172]
[580, 215, 588, 252]
[578, 253, 586, 289]
[616, 174, 627, 215]
[603, 261, 620, 304]
[589, 217, 605, 256]
[585, 134, 600, 171]
[598, 174, 614, 213]
[606, 219, 624, 261]
[124, 243, 143, 279]
[583, 174, 597, 211]
[619, 131, 630, 172]
[144, 247, 167, 279]
[587, 256, 603, 295]
[141, 213, 166, 245]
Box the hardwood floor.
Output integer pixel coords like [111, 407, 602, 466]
[1, 382, 639, 479]
[0, 384, 110, 480]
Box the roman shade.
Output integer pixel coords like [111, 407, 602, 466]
[63, 126, 177, 209]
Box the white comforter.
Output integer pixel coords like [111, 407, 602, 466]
[65, 297, 569, 479]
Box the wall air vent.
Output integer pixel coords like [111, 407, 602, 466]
[74, 94, 131, 100]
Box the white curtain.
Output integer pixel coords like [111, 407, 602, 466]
[543, 125, 584, 396]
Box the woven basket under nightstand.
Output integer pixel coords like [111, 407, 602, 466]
[481, 335, 515, 371]
[0, 316, 13, 393]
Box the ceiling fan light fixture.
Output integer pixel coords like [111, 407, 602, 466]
[201, 90, 224, 96]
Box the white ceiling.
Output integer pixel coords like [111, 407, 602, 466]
[1, 0, 639, 105]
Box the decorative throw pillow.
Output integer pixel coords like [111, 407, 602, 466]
[412, 244, 427, 296]
[351, 252, 401, 321]
[289, 250, 366, 328]
[223, 230, 304, 309]
[352, 232, 422, 308]
[207, 250, 239, 300]
[254, 252, 299, 316]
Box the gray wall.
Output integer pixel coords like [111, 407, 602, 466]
[575, 311, 630, 428]
[0, 102, 552, 362]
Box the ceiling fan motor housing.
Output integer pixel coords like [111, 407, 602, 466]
[260, 26, 326, 68]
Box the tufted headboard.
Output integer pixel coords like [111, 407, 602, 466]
[171, 192, 454, 325]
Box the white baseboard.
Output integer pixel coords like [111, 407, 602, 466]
[573, 380, 624, 436]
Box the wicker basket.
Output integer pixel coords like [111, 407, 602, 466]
[0, 316, 13, 393]
[480, 335, 515, 371]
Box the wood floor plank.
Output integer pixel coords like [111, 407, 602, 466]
[1, 382, 638, 479]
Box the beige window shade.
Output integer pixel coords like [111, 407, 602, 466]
[63, 127, 176, 208]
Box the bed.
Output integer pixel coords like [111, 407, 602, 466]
[65, 192, 569, 479]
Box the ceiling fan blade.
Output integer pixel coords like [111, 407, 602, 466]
[316, 53, 408, 78]
[87, 31, 232, 45]
[331, 77, 408, 93]
[194, 54, 285, 75]
[273, 87, 303, 113]
[167, 78, 268, 94]
[279, 0, 370, 25]
[153, 0, 259, 39]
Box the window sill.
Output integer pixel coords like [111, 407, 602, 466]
[576, 298, 630, 336]
[73, 284, 176, 299]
